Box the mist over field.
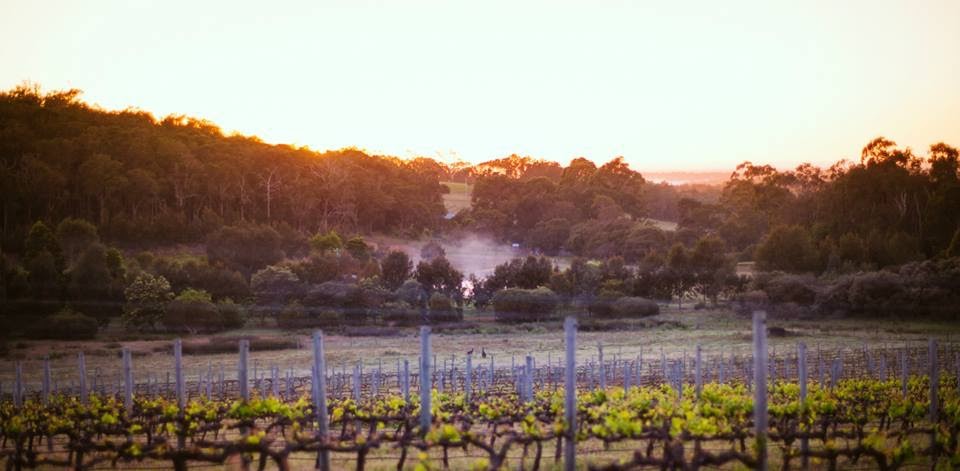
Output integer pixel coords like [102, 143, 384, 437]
[373, 234, 516, 275]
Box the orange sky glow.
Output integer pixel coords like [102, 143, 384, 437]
[1, 0, 958, 171]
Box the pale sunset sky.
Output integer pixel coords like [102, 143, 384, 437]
[1, 0, 958, 171]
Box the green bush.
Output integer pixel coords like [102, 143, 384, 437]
[427, 293, 462, 323]
[610, 297, 659, 318]
[163, 289, 221, 333]
[276, 301, 342, 329]
[492, 287, 560, 323]
[28, 307, 98, 340]
[755, 273, 818, 306]
[217, 299, 245, 330]
[587, 293, 618, 318]
[380, 301, 422, 325]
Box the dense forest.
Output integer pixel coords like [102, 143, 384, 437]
[1, 85, 959, 340]
[457, 140, 960, 269]
[0, 85, 447, 248]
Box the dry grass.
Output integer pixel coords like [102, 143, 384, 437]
[3, 307, 959, 385]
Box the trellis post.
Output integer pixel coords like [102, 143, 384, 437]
[563, 317, 577, 471]
[752, 311, 769, 471]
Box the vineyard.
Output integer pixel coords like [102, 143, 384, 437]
[2, 313, 960, 470]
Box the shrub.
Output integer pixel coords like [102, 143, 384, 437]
[756, 273, 818, 306]
[587, 293, 617, 318]
[123, 272, 173, 331]
[609, 297, 659, 318]
[206, 224, 285, 275]
[816, 271, 914, 317]
[303, 282, 364, 325]
[427, 292, 462, 323]
[276, 301, 342, 329]
[380, 301, 421, 325]
[492, 287, 560, 323]
[28, 307, 98, 340]
[251, 265, 303, 307]
[755, 225, 819, 273]
[217, 299, 245, 330]
[380, 250, 412, 290]
[395, 280, 427, 307]
[163, 289, 221, 333]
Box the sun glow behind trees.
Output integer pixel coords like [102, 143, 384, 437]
[1, 0, 958, 171]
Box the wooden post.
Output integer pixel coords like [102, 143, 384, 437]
[78, 352, 88, 405]
[419, 327, 432, 434]
[312, 331, 330, 471]
[695, 344, 702, 400]
[817, 345, 824, 386]
[402, 359, 410, 403]
[270, 365, 279, 397]
[123, 348, 133, 415]
[597, 344, 605, 390]
[752, 311, 768, 471]
[238, 339, 249, 401]
[798, 342, 808, 469]
[563, 317, 577, 471]
[42, 357, 51, 405]
[13, 362, 22, 408]
[353, 362, 361, 402]
[901, 348, 908, 397]
[929, 338, 938, 422]
[465, 353, 473, 403]
[524, 355, 534, 402]
[174, 339, 185, 409]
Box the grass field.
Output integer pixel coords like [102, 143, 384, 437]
[3, 307, 957, 386]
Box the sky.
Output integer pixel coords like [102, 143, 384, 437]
[1, 0, 958, 172]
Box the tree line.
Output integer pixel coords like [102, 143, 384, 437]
[0, 85, 447, 249]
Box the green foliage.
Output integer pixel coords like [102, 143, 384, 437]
[395, 279, 427, 308]
[427, 292, 461, 322]
[310, 230, 343, 253]
[276, 301, 341, 329]
[207, 224, 285, 276]
[55, 217, 99, 265]
[528, 217, 570, 255]
[380, 301, 421, 325]
[492, 287, 559, 323]
[67, 243, 122, 323]
[163, 289, 221, 333]
[122, 272, 173, 331]
[25, 249, 61, 305]
[415, 255, 463, 300]
[380, 250, 412, 290]
[0, 256, 30, 301]
[175, 288, 213, 302]
[591, 296, 659, 319]
[216, 298, 245, 330]
[610, 296, 659, 317]
[427, 291, 453, 312]
[27, 307, 98, 340]
[148, 256, 249, 301]
[24, 221, 60, 262]
[344, 236, 370, 261]
[755, 225, 819, 273]
[1, 88, 446, 246]
[250, 265, 303, 307]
